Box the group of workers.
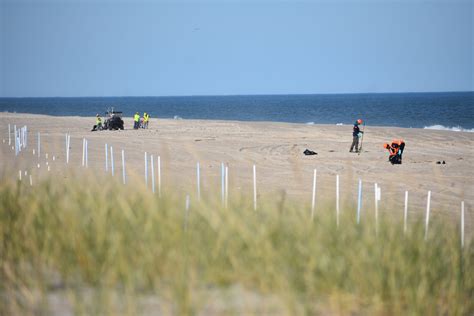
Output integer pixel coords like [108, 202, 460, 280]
[350, 118, 405, 164]
[94, 113, 403, 165]
[134, 112, 150, 129]
[92, 112, 150, 131]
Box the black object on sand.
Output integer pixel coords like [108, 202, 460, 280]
[304, 149, 318, 156]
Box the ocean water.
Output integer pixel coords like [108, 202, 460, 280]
[1, 92, 473, 131]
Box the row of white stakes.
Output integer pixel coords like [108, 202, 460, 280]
[10, 124, 28, 156]
[8, 126, 41, 159]
[73, 136, 468, 248]
[7, 129, 466, 248]
[309, 169, 465, 247]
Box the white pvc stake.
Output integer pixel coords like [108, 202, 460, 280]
[33, 149, 35, 155]
[15, 128, 19, 156]
[225, 165, 229, 208]
[184, 195, 190, 231]
[357, 179, 362, 224]
[53, 156, 55, 161]
[47, 166, 50, 172]
[253, 164, 257, 211]
[121, 149, 126, 184]
[25, 126, 28, 148]
[196, 162, 201, 201]
[424, 190, 431, 241]
[336, 174, 340, 227]
[110, 146, 115, 176]
[82, 138, 85, 167]
[158, 156, 162, 197]
[151, 155, 155, 193]
[85, 140, 88, 168]
[14, 132, 18, 156]
[66, 134, 70, 164]
[14, 126, 17, 154]
[461, 201, 465, 248]
[221, 162, 225, 205]
[404, 191, 408, 234]
[144, 152, 148, 186]
[8, 124, 11, 145]
[13, 125, 18, 152]
[19, 170, 22, 181]
[374, 183, 378, 235]
[29, 175, 32, 186]
[46, 153, 48, 160]
[37, 132, 41, 159]
[65, 133, 68, 161]
[311, 169, 317, 220]
[105, 143, 108, 172]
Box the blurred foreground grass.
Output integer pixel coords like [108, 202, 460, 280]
[0, 172, 472, 315]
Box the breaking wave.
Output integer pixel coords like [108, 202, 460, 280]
[423, 125, 474, 133]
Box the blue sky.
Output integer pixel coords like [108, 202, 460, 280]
[0, 0, 472, 97]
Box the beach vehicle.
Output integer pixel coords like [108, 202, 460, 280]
[103, 108, 125, 130]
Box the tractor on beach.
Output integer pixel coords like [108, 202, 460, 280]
[103, 108, 124, 130]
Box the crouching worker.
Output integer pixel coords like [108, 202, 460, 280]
[383, 139, 405, 164]
[91, 114, 102, 131]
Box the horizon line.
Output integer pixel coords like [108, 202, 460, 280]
[0, 90, 473, 99]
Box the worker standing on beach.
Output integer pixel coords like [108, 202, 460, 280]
[143, 112, 149, 129]
[133, 112, 140, 129]
[349, 119, 364, 153]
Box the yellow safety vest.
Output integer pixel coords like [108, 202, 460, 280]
[134, 114, 140, 122]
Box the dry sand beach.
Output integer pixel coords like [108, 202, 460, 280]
[1, 112, 473, 314]
[1, 112, 472, 229]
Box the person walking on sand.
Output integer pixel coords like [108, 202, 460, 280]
[133, 112, 140, 129]
[350, 119, 364, 153]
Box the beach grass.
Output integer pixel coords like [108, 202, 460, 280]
[0, 172, 472, 315]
